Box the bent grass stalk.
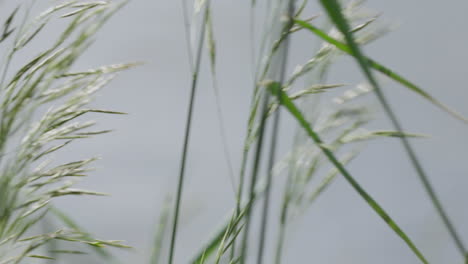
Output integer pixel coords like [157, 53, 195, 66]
[267, 81, 429, 264]
[318, 0, 467, 260]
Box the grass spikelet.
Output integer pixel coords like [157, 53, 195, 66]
[0, 1, 131, 262]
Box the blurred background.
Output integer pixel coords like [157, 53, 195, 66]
[2, 0, 468, 263]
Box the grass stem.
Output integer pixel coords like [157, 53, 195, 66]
[257, 2, 295, 264]
[168, 2, 209, 263]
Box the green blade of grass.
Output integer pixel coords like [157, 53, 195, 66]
[190, 201, 251, 264]
[267, 81, 429, 264]
[191, 222, 227, 264]
[318, 0, 466, 259]
[294, 19, 468, 124]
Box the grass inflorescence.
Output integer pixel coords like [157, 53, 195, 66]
[0, 1, 132, 262]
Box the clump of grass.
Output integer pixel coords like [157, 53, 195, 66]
[0, 1, 131, 262]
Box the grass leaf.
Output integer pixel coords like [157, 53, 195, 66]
[267, 80, 429, 264]
[318, 0, 467, 259]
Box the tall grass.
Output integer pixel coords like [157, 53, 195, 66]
[0, 1, 132, 262]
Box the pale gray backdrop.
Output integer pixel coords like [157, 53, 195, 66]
[1, 1, 468, 263]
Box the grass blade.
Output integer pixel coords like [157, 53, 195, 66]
[318, 0, 466, 259]
[267, 81, 429, 264]
[190, 201, 252, 264]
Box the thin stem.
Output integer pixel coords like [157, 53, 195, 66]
[232, 3, 284, 259]
[180, 0, 194, 71]
[257, 2, 295, 264]
[256, 104, 280, 264]
[239, 90, 270, 264]
[231, 143, 250, 259]
[167, 3, 209, 264]
[274, 193, 289, 264]
[205, 7, 237, 195]
[274, 128, 302, 264]
[210, 71, 237, 194]
[237, 11, 296, 264]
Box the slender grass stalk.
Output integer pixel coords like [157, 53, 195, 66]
[232, 139, 249, 259]
[274, 137, 296, 264]
[268, 81, 429, 264]
[239, 3, 300, 262]
[256, 92, 281, 264]
[239, 86, 270, 264]
[234, 0, 274, 227]
[318, 0, 467, 259]
[181, 0, 194, 71]
[205, 5, 236, 193]
[232, 2, 291, 259]
[198, 4, 319, 261]
[168, 2, 209, 263]
[248, 2, 257, 82]
[257, 2, 295, 264]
